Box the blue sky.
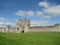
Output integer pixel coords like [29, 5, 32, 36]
[0, 0, 60, 26]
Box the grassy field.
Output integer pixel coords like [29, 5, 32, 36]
[0, 32, 60, 45]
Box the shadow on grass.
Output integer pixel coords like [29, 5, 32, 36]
[53, 37, 60, 45]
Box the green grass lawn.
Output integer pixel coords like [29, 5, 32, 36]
[0, 32, 60, 45]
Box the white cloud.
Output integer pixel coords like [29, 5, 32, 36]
[0, 22, 14, 27]
[16, 10, 35, 17]
[38, 1, 60, 17]
[0, 17, 6, 22]
[41, 15, 51, 18]
[16, 10, 26, 16]
[36, 11, 44, 16]
[44, 5, 60, 16]
[0, 17, 14, 27]
[16, 1, 60, 18]
[5, 22, 14, 25]
[0, 22, 13, 25]
[16, 10, 51, 18]
[0, 22, 5, 25]
[30, 20, 51, 27]
[38, 1, 50, 8]
[16, 1, 60, 19]
[26, 10, 35, 17]
[36, 11, 51, 18]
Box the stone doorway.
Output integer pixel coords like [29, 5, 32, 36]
[22, 30, 24, 33]
[21, 26, 24, 33]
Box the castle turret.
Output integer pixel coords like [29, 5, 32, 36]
[16, 18, 30, 33]
[16, 19, 22, 33]
[22, 18, 30, 33]
[6, 25, 11, 32]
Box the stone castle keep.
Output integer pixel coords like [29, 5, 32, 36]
[0, 19, 60, 33]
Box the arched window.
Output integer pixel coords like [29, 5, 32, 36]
[17, 28, 19, 30]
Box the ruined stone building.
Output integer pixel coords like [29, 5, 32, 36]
[0, 19, 60, 33]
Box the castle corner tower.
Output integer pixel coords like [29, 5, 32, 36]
[16, 18, 30, 33]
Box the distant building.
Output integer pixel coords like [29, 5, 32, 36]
[0, 18, 60, 33]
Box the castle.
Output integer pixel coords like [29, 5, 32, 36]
[0, 18, 60, 33]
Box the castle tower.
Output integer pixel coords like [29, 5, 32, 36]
[22, 18, 30, 33]
[6, 25, 11, 32]
[16, 19, 22, 33]
[16, 18, 30, 33]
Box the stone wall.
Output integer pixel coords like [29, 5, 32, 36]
[0, 18, 60, 33]
[28, 24, 60, 32]
[0, 24, 60, 33]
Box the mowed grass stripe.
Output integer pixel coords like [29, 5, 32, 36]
[0, 32, 60, 45]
